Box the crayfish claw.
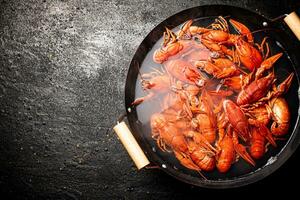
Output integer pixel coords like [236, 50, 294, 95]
[178, 19, 193, 39]
[229, 19, 253, 43]
[255, 53, 283, 79]
[277, 72, 294, 95]
[234, 143, 256, 166]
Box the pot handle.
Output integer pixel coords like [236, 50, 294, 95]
[113, 121, 150, 170]
[284, 12, 300, 40]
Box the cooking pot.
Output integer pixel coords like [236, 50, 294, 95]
[113, 5, 300, 188]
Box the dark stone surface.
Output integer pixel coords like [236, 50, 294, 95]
[0, 0, 299, 199]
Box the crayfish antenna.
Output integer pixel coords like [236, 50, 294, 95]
[197, 170, 208, 180]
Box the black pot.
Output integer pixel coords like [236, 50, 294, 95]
[122, 5, 300, 188]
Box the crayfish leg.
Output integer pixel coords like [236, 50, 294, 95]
[174, 151, 200, 171]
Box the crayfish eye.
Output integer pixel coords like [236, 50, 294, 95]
[193, 35, 201, 43]
[210, 51, 220, 58]
[196, 79, 206, 87]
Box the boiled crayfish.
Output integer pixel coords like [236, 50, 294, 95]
[132, 16, 294, 177]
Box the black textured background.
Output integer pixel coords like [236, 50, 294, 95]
[0, 0, 300, 199]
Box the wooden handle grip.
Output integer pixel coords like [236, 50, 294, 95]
[113, 122, 150, 170]
[284, 12, 300, 40]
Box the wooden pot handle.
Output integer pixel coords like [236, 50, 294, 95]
[113, 122, 150, 170]
[284, 12, 300, 40]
